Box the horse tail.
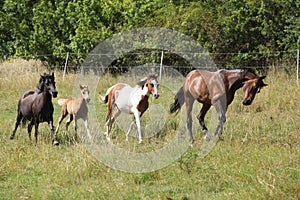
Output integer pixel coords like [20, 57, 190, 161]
[99, 94, 108, 104]
[99, 86, 114, 104]
[170, 86, 185, 113]
[57, 98, 67, 106]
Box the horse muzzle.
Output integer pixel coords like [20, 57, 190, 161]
[52, 91, 58, 98]
[153, 93, 160, 99]
[242, 99, 252, 106]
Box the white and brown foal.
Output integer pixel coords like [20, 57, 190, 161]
[55, 85, 91, 140]
[100, 75, 159, 143]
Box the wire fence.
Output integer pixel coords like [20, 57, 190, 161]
[11, 49, 300, 78]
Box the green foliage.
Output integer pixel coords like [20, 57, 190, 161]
[0, 0, 299, 68]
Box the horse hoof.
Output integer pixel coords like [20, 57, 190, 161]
[204, 135, 211, 142]
[53, 140, 59, 146]
[218, 135, 224, 141]
[138, 140, 143, 144]
[10, 135, 14, 140]
[189, 139, 194, 146]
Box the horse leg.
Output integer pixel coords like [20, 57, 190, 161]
[104, 104, 115, 141]
[125, 119, 135, 141]
[10, 113, 23, 139]
[133, 111, 143, 144]
[49, 120, 59, 145]
[107, 110, 121, 141]
[185, 95, 195, 144]
[66, 115, 73, 131]
[196, 103, 211, 136]
[214, 101, 226, 138]
[105, 107, 120, 141]
[55, 112, 68, 134]
[73, 115, 78, 141]
[83, 117, 91, 140]
[27, 120, 34, 143]
[34, 121, 39, 145]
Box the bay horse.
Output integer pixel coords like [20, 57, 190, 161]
[10, 72, 59, 145]
[170, 68, 267, 144]
[55, 85, 91, 140]
[100, 74, 160, 143]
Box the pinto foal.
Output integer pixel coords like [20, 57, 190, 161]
[100, 75, 160, 143]
[55, 85, 91, 140]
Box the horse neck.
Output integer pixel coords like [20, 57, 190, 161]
[221, 71, 244, 105]
[76, 95, 85, 106]
[42, 87, 52, 99]
[35, 87, 52, 107]
[138, 84, 150, 97]
[225, 70, 245, 91]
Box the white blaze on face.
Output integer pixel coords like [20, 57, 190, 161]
[151, 79, 159, 99]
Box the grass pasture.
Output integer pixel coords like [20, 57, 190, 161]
[0, 59, 299, 199]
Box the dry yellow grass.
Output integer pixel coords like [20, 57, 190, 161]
[0, 59, 299, 199]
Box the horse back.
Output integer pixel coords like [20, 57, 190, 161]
[185, 70, 211, 101]
[111, 83, 131, 101]
[21, 90, 37, 99]
[18, 90, 39, 118]
[185, 69, 226, 104]
[111, 83, 134, 113]
[65, 97, 87, 117]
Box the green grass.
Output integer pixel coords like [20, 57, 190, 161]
[0, 59, 299, 199]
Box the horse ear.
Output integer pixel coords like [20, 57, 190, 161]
[260, 75, 266, 80]
[80, 84, 83, 89]
[259, 76, 268, 87]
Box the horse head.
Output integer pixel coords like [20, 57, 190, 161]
[80, 84, 90, 103]
[41, 72, 58, 98]
[145, 74, 160, 99]
[242, 70, 267, 105]
[138, 74, 160, 99]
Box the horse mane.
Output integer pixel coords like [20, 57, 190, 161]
[136, 74, 157, 88]
[37, 73, 54, 92]
[137, 78, 147, 87]
[37, 76, 44, 92]
[242, 68, 258, 77]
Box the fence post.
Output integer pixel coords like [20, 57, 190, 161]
[297, 48, 299, 81]
[159, 51, 164, 81]
[63, 52, 69, 81]
[297, 36, 299, 82]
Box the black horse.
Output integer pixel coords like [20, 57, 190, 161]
[10, 73, 59, 145]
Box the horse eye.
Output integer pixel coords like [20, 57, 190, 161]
[150, 83, 154, 87]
